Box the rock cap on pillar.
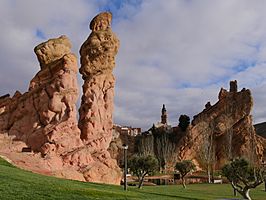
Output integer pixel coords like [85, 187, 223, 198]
[79, 12, 120, 78]
[34, 35, 72, 69]
[90, 12, 112, 31]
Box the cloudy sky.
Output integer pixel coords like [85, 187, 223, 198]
[1, 0, 266, 130]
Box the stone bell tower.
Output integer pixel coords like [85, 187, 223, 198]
[161, 104, 167, 125]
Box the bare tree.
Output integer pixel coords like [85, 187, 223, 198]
[154, 129, 176, 172]
[136, 133, 154, 156]
[197, 118, 216, 183]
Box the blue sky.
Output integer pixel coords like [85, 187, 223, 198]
[98, 0, 142, 19]
[1, 0, 266, 130]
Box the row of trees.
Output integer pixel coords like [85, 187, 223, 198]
[128, 155, 266, 200]
[128, 155, 195, 189]
[135, 114, 191, 172]
[130, 110, 265, 200]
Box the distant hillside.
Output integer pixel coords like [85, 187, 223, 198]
[254, 122, 266, 139]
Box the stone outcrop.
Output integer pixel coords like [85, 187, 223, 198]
[0, 12, 121, 185]
[0, 35, 91, 180]
[1, 11, 264, 184]
[133, 81, 266, 171]
[0, 35, 83, 156]
[179, 80, 265, 168]
[78, 12, 121, 183]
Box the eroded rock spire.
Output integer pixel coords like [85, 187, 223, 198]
[0, 35, 83, 157]
[79, 12, 119, 147]
[78, 12, 121, 183]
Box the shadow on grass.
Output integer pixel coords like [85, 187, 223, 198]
[132, 189, 201, 200]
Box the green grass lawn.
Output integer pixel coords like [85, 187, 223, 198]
[0, 158, 265, 200]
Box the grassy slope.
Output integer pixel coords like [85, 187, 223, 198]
[0, 158, 265, 200]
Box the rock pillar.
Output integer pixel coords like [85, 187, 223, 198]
[78, 12, 121, 184]
[0, 35, 83, 156]
[79, 12, 119, 149]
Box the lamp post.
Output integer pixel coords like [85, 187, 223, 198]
[122, 144, 128, 191]
[262, 160, 266, 192]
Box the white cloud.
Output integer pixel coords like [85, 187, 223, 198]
[0, 0, 98, 94]
[112, 0, 266, 129]
[1, 0, 266, 130]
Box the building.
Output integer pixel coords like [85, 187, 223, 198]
[113, 124, 141, 137]
[154, 104, 172, 130]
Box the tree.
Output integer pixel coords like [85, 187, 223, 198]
[222, 158, 265, 200]
[153, 128, 176, 172]
[262, 161, 266, 192]
[128, 155, 158, 188]
[175, 160, 196, 188]
[178, 115, 190, 131]
[135, 134, 154, 156]
[197, 120, 216, 183]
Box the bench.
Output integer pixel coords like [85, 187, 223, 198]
[213, 179, 222, 184]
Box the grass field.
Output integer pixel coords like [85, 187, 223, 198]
[0, 158, 265, 200]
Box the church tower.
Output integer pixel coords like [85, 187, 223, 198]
[161, 104, 167, 125]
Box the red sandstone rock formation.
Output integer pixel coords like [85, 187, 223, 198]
[0, 35, 89, 181]
[0, 35, 83, 156]
[133, 81, 265, 172]
[178, 81, 266, 168]
[0, 12, 121, 185]
[77, 12, 121, 183]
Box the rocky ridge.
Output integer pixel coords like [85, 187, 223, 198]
[131, 81, 266, 171]
[0, 35, 82, 156]
[178, 80, 266, 168]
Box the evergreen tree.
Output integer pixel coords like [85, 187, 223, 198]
[178, 115, 190, 131]
[128, 155, 158, 188]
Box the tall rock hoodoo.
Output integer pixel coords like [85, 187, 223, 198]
[0, 35, 83, 156]
[78, 12, 121, 183]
